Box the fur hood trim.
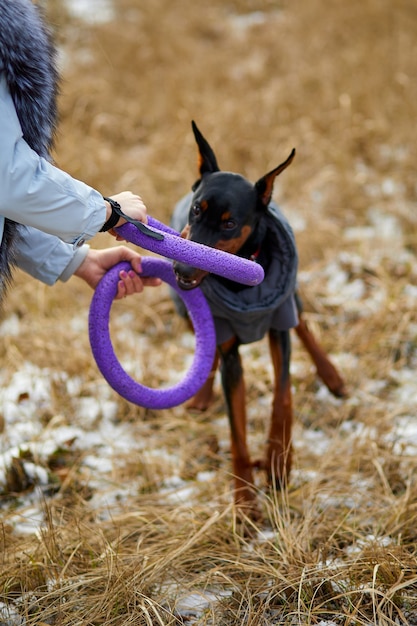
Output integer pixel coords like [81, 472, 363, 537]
[0, 0, 59, 299]
[0, 0, 59, 159]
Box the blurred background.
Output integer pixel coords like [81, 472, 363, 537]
[2, 1, 417, 621]
[7, 0, 413, 394]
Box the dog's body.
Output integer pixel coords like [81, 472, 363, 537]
[171, 193, 299, 346]
[171, 122, 346, 515]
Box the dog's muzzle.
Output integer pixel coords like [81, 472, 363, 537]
[173, 261, 207, 290]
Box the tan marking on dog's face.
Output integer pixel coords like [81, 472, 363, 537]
[180, 224, 191, 239]
[216, 224, 252, 254]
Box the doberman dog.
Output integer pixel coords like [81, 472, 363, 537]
[171, 121, 346, 517]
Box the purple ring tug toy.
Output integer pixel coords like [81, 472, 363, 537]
[89, 217, 264, 409]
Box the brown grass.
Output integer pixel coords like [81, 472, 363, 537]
[1, 0, 417, 623]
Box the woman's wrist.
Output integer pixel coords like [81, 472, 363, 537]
[100, 197, 122, 232]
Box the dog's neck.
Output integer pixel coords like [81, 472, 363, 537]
[237, 214, 268, 261]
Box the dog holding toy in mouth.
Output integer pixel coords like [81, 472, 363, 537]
[171, 121, 346, 517]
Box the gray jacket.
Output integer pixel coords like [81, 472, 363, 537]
[0, 72, 104, 284]
[0, 0, 106, 289]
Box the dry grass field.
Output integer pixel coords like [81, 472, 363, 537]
[1, 0, 417, 623]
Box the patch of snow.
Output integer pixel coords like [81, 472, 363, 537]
[385, 414, 417, 455]
[63, 0, 115, 24]
[21, 462, 49, 486]
[0, 601, 25, 626]
[8, 504, 45, 536]
[0, 314, 20, 336]
[174, 588, 232, 614]
[228, 11, 271, 34]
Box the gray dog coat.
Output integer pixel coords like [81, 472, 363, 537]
[170, 192, 299, 346]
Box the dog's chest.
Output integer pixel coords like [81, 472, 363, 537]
[198, 207, 299, 344]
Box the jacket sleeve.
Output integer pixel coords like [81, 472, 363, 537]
[14, 225, 90, 285]
[0, 73, 106, 247]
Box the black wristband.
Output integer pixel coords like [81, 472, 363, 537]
[99, 197, 165, 241]
[100, 197, 122, 232]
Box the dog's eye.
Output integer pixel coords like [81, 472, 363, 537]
[221, 219, 237, 231]
[191, 203, 201, 218]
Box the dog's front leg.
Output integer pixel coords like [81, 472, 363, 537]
[266, 329, 293, 488]
[219, 338, 258, 515]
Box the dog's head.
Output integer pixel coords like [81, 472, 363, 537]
[174, 121, 295, 290]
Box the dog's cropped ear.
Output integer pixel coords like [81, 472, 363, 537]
[192, 120, 220, 177]
[255, 148, 295, 207]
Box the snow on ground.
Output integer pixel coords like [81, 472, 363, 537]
[1, 209, 416, 528]
[1, 192, 417, 624]
[63, 0, 116, 23]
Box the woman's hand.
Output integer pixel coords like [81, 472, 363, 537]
[74, 246, 161, 299]
[104, 191, 148, 240]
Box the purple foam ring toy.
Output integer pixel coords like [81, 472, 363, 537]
[116, 217, 265, 286]
[89, 215, 265, 409]
[89, 257, 216, 410]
